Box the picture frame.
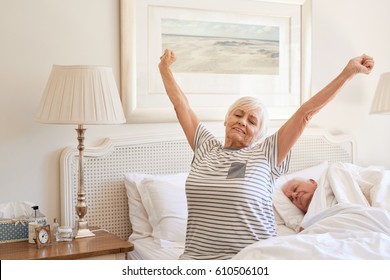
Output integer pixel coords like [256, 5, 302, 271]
[120, 0, 311, 123]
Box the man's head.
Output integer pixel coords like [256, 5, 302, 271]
[282, 178, 317, 213]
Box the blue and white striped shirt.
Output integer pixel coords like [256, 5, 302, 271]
[180, 124, 290, 260]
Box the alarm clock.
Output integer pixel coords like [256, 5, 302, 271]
[34, 225, 51, 248]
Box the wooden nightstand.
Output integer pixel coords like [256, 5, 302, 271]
[0, 228, 134, 260]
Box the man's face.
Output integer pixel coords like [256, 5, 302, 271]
[282, 179, 317, 213]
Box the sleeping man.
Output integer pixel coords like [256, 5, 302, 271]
[281, 162, 390, 231]
[232, 162, 390, 259]
[282, 178, 318, 214]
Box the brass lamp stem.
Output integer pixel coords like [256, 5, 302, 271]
[74, 124, 95, 238]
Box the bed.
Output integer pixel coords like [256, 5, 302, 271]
[60, 126, 390, 259]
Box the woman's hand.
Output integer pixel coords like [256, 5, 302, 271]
[159, 49, 176, 70]
[344, 54, 375, 76]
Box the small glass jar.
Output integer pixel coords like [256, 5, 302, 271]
[56, 226, 73, 242]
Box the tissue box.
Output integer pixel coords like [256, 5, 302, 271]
[0, 217, 47, 243]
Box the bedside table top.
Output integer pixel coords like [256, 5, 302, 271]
[0, 228, 134, 260]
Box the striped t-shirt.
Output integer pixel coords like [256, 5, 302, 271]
[179, 123, 290, 260]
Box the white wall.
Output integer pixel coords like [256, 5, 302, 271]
[310, 0, 390, 167]
[1, 0, 390, 224]
[0, 0, 182, 223]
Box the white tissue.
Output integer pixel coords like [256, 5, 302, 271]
[0, 201, 36, 219]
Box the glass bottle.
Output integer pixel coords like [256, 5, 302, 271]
[52, 218, 59, 241]
[31, 205, 45, 226]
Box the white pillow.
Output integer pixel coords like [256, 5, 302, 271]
[138, 177, 188, 247]
[124, 172, 188, 243]
[273, 161, 329, 232]
[124, 173, 153, 240]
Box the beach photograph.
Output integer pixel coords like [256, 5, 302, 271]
[161, 18, 280, 75]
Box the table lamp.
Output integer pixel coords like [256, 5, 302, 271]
[370, 72, 390, 115]
[35, 65, 126, 238]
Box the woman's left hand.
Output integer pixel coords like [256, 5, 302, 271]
[346, 54, 375, 75]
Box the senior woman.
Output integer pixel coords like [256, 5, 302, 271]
[158, 49, 374, 260]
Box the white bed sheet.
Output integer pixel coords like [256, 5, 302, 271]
[127, 237, 184, 260]
[127, 203, 390, 260]
[233, 204, 390, 259]
[127, 224, 295, 260]
[276, 223, 296, 236]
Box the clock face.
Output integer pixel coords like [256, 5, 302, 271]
[35, 225, 51, 248]
[38, 229, 49, 243]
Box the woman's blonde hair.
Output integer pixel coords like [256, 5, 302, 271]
[225, 96, 269, 140]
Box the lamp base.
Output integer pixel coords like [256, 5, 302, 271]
[74, 221, 95, 239]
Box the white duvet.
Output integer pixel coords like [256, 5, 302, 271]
[233, 163, 390, 259]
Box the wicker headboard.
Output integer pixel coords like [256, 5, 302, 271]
[60, 128, 354, 240]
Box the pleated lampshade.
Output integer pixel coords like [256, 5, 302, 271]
[370, 72, 390, 115]
[35, 65, 126, 124]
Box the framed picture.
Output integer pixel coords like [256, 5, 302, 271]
[120, 0, 311, 122]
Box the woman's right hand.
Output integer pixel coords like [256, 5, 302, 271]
[159, 49, 176, 69]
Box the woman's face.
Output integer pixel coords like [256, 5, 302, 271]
[224, 107, 262, 148]
[282, 179, 317, 213]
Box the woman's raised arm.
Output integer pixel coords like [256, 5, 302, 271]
[277, 54, 374, 165]
[159, 49, 200, 151]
